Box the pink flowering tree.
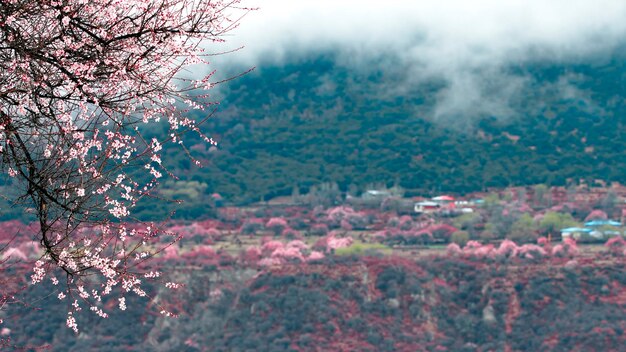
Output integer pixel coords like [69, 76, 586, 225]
[398, 215, 414, 231]
[552, 238, 580, 258]
[604, 236, 626, 256]
[0, 0, 251, 331]
[585, 209, 608, 221]
[325, 206, 356, 228]
[309, 223, 329, 237]
[281, 228, 301, 240]
[266, 217, 288, 236]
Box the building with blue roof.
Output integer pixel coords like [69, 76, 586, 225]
[584, 220, 622, 227]
[561, 220, 623, 242]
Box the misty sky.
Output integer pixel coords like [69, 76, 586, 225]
[215, 1, 626, 123]
[232, 0, 626, 63]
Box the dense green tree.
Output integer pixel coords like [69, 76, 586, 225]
[508, 214, 538, 243]
[539, 212, 579, 236]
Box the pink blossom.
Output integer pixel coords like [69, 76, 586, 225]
[372, 231, 388, 240]
[398, 215, 414, 230]
[206, 228, 222, 238]
[1, 247, 27, 261]
[243, 247, 262, 263]
[518, 244, 547, 259]
[496, 240, 519, 258]
[327, 236, 353, 251]
[327, 206, 356, 220]
[271, 247, 305, 262]
[258, 257, 284, 266]
[473, 244, 496, 259]
[266, 217, 289, 229]
[261, 240, 284, 253]
[605, 236, 626, 256]
[310, 223, 329, 236]
[340, 219, 353, 231]
[313, 237, 329, 251]
[328, 230, 345, 238]
[464, 240, 483, 250]
[286, 240, 309, 250]
[0, 0, 247, 326]
[552, 244, 565, 257]
[585, 210, 608, 221]
[537, 237, 550, 246]
[163, 246, 179, 260]
[419, 224, 458, 242]
[186, 245, 216, 258]
[281, 228, 301, 239]
[605, 236, 626, 250]
[326, 206, 357, 227]
[564, 259, 579, 269]
[266, 217, 288, 234]
[307, 251, 325, 261]
[446, 243, 462, 256]
[552, 238, 579, 257]
[563, 237, 580, 256]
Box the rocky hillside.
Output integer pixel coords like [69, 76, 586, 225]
[6, 251, 626, 351]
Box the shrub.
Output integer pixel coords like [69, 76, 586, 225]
[288, 217, 309, 230]
[451, 231, 470, 247]
[281, 228, 301, 240]
[334, 243, 389, 256]
[429, 224, 458, 243]
[507, 214, 538, 243]
[539, 212, 578, 236]
[240, 218, 264, 236]
[310, 224, 329, 237]
[346, 213, 368, 230]
[387, 217, 400, 228]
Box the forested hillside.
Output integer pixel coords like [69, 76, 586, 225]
[166, 50, 626, 205]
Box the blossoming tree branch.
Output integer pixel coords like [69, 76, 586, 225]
[0, 0, 249, 332]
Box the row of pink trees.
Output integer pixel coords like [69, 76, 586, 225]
[446, 238, 581, 260]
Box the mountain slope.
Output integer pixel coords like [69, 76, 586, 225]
[175, 51, 626, 204]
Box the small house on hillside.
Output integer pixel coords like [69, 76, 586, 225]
[561, 219, 623, 242]
[560, 227, 593, 241]
[433, 195, 456, 210]
[363, 190, 392, 200]
[414, 201, 440, 214]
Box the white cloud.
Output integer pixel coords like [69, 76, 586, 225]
[229, 0, 626, 62]
[212, 0, 626, 123]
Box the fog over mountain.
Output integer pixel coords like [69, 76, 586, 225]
[213, 0, 626, 124]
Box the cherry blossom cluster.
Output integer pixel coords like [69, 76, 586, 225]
[243, 238, 326, 267]
[0, 0, 250, 331]
[446, 237, 580, 260]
